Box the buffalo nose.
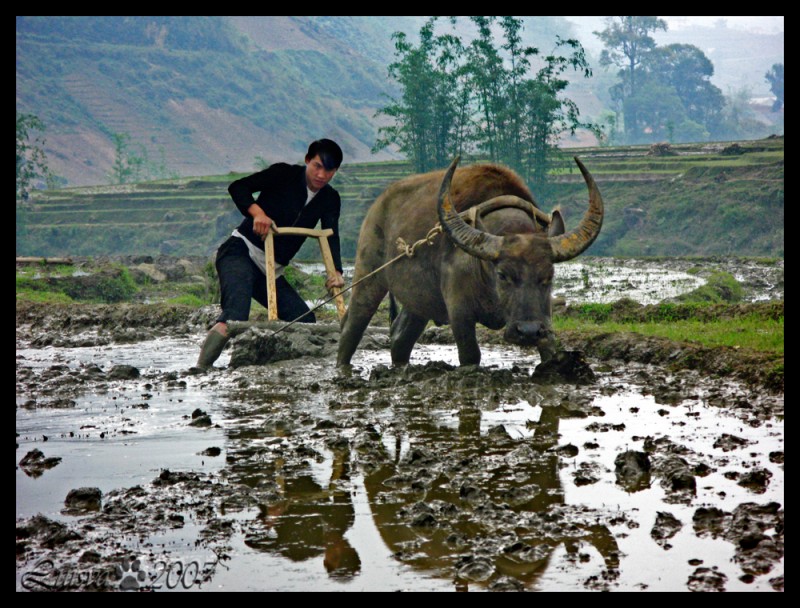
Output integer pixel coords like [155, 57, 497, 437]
[513, 321, 543, 342]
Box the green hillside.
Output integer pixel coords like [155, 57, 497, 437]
[16, 137, 783, 260]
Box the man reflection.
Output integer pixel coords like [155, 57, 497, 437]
[248, 447, 360, 581]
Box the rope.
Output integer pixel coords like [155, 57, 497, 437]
[267, 224, 443, 337]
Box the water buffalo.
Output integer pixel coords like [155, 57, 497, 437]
[337, 156, 604, 367]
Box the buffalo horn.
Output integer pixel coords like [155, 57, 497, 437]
[437, 157, 504, 261]
[548, 157, 604, 262]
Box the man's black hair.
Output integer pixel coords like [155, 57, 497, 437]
[306, 139, 343, 170]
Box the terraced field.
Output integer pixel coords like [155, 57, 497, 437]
[16, 138, 783, 259]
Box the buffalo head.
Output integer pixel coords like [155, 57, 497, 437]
[437, 156, 604, 354]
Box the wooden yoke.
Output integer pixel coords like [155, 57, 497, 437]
[264, 227, 346, 321]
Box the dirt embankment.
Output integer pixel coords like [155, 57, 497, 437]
[16, 299, 783, 395]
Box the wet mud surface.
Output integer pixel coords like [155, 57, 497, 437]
[16, 301, 783, 591]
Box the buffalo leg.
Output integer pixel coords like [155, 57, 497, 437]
[390, 309, 428, 366]
[337, 278, 387, 366]
[450, 319, 481, 366]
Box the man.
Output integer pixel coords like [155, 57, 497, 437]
[196, 139, 345, 369]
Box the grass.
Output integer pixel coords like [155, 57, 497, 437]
[555, 313, 783, 355]
[165, 293, 206, 307]
[16, 287, 75, 304]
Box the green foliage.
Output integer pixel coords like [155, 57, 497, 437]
[674, 271, 744, 303]
[16, 17, 391, 185]
[765, 63, 784, 111]
[165, 293, 206, 307]
[16, 112, 54, 200]
[109, 132, 177, 184]
[65, 265, 137, 303]
[14, 138, 784, 259]
[373, 16, 594, 193]
[595, 16, 668, 139]
[556, 301, 783, 354]
[594, 18, 737, 144]
[284, 265, 327, 301]
[17, 264, 137, 303]
[16, 16, 246, 53]
[373, 18, 471, 172]
[16, 284, 75, 304]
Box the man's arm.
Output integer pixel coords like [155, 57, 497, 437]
[228, 164, 290, 239]
[228, 164, 289, 217]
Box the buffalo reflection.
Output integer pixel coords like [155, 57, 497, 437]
[362, 400, 619, 590]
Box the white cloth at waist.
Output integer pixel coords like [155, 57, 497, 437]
[231, 229, 284, 278]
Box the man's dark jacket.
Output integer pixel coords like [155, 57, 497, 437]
[227, 163, 342, 272]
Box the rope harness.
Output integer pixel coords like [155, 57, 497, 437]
[268, 199, 549, 337]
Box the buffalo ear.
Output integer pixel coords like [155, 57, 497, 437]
[548, 209, 565, 237]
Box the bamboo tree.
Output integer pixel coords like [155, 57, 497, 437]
[373, 18, 470, 172]
[375, 16, 594, 196]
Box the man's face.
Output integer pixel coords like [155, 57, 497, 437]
[305, 155, 337, 192]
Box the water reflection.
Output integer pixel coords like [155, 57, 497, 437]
[242, 445, 361, 581]
[358, 398, 620, 590]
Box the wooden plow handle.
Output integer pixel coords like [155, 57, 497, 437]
[264, 227, 346, 321]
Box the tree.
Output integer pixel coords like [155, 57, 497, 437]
[466, 18, 592, 193]
[627, 43, 725, 142]
[375, 17, 593, 195]
[594, 17, 667, 141]
[643, 44, 724, 131]
[515, 36, 594, 194]
[765, 63, 784, 111]
[373, 18, 470, 173]
[16, 112, 53, 200]
[108, 132, 175, 184]
[110, 133, 134, 184]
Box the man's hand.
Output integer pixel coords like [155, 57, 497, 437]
[326, 271, 345, 293]
[249, 204, 277, 239]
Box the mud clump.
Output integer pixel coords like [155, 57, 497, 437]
[228, 322, 388, 368]
[189, 408, 213, 427]
[687, 566, 727, 592]
[650, 512, 683, 549]
[561, 329, 783, 393]
[614, 450, 651, 492]
[532, 350, 596, 384]
[63, 487, 102, 513]
[17, 514, 82, 552]
[693, 502, 784, 579]
[18, 449, 62, 478]
[108, 364, 140, 380]
[737, 468, 773, 493]
[713, 433, 751, 451]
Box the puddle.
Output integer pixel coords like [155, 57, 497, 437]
[296, 257, 784, 307]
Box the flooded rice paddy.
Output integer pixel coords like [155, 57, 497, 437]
[16, 258, 783, 591]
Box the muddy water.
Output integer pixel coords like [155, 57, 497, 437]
[16, 332, 783, 591]
[299, 257, 784, 308]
